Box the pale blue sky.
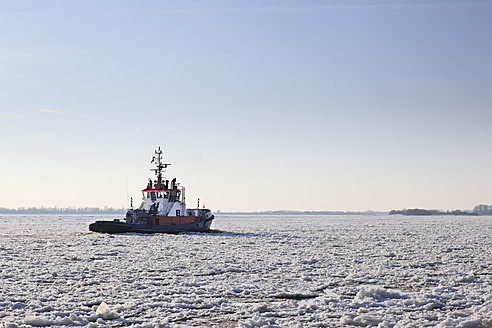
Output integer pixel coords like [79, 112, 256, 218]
[1, 0, 491, 211]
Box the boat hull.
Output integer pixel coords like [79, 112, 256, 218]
[89, 215, 214, 234]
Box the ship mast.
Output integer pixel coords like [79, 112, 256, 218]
[151, 147, 171, 189]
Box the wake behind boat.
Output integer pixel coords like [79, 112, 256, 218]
[89, 147, 214, 233]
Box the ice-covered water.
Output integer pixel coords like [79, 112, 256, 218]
[0, 214, 491, 327]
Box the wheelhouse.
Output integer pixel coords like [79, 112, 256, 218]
[142, 189, 182, 203]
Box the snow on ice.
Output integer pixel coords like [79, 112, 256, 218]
[0, 214, 490, 327]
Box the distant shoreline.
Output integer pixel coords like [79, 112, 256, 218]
[389, 209, 479, 216]
[0, 207, 485, 216]
[0, 207, 126, 215]
[0, 208, 386, 215]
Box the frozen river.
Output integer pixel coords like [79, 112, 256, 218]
[0, 214, 491, 327]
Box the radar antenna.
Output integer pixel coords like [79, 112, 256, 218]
[150, 147, 171, 189]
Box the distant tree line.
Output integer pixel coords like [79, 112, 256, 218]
[0, 207, 126, 214]
[389, 208, 479, 216]
[473, 204, 492, 215]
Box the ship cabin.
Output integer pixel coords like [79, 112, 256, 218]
[140, 184, 182, 216]
[143, 188, 181, 205]
[139, 177, 201, 218]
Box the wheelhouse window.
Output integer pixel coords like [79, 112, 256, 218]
[157, 191, 163, 198]
[151, 192, 157, 201]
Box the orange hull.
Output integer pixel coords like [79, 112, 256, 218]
[151, 216, 201, 225]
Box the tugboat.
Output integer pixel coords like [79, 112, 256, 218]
[89, 147, 214, 233]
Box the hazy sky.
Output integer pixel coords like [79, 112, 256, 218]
[1, 0, 491, 212]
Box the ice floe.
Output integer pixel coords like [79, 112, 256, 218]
[0, 214, 490, 327]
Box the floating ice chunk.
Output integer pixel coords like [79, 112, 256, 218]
[455, 274, 476, 283]
[4, 324, 19, 328]
[436, 318, 483, 328]
[24, 314, 53, 327]
[302, 258, 318, 264]
[96, 302, 118, 320]
[378, 321, 395, 328]
[53, 316, 74, 325]
[423, 300, 444, 311]
[356, 287, 404, 301]
[238, 315, 280, 328]
[37, 305, 54, 313]
[69, 313, 82, 323]
[224, 266, 243, 273]
[340, 313, 382, 326]
[373, 266, 385, 276]
[11, 302, 26, 310]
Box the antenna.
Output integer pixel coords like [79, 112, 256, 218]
[150, 147, 171, 189]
